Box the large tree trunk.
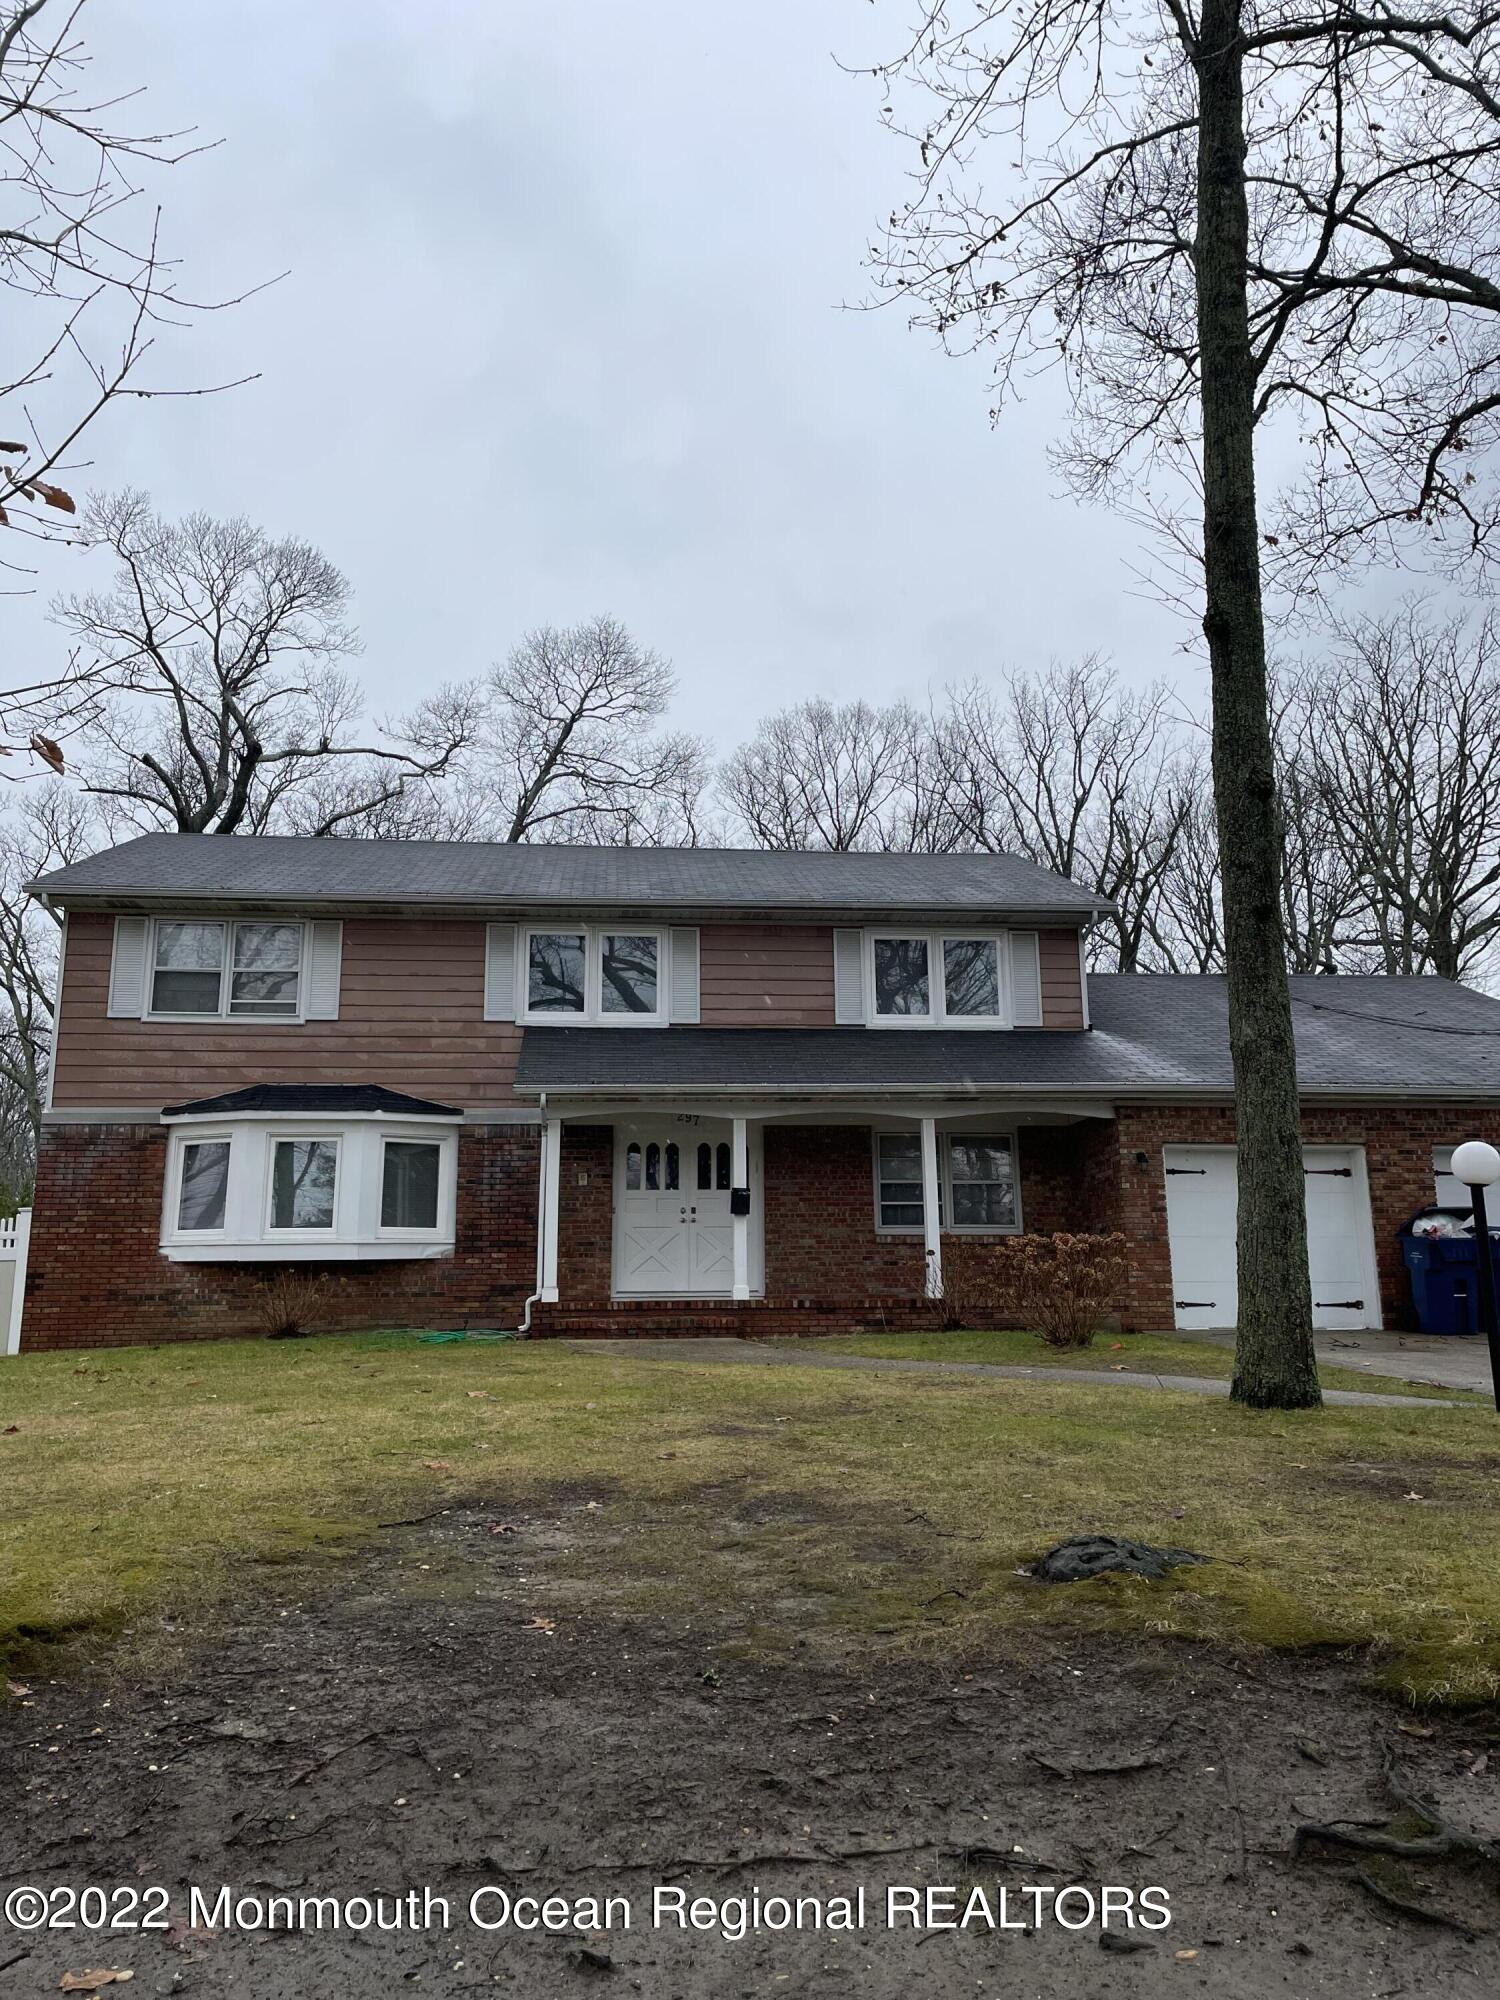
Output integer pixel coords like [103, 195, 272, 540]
[1193, 0, 1320, 1409]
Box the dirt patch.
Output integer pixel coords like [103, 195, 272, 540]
[3, 1494, 1499, 1997]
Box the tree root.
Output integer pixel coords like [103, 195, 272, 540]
[1291, 1751, 1499, 1868]
[1348, 1864, 1482, 1941]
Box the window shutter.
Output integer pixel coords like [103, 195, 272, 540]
[1009, 931, 1043, 1026]
[305, 921, 343, 1019]
[833, 930, 865, 1024]
[669, 927, 700, 1024]
[484, 922, 517, 1022]
[108, 916, 150, 1017]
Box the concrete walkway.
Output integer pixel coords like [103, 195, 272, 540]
[569, 1337, 1455, 1408]
[1171, 1324, 1493, 1395]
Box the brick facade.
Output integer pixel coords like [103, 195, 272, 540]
[21, 1102, 1467, 1350]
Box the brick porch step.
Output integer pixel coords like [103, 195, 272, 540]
[527, 1296, 940, 1340]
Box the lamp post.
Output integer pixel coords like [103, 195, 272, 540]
[1451, 1140, 1500, 1414]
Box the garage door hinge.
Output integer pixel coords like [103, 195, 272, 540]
[1165, 1167, 1207, 1176]
[1175, 1300, 1217, 1308]
[1305, 1167, 1353, 1177]
[1315, 1299, 1365, 1310]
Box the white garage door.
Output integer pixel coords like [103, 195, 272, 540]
[1163, 1145, 1379, 1332]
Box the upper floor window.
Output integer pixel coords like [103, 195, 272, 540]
[866, 932, 1008, 1028]
[520, 926, 666, 1026]
[150, 919, 305, 1020]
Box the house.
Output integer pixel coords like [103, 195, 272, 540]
[19, 831, 1500, 1351]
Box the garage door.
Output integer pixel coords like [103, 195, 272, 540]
[1163, 1145, 1379, 1332]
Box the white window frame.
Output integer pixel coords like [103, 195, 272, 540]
[863, 930, 1011, 1030]
[517, 924, 669, 1027]
[376, 1133, 458, 1242]
[160, 1115, 459, 1262]
[263, 1131, 343, 1238]
[167, 1129, 234, 1241]
[871, 1126, 1023, 1236]
[146, 916, 309, 1024]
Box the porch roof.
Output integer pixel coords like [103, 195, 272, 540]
[514, 973, 1500, 1100]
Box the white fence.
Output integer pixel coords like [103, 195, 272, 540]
[0, 1208, 30, 1355]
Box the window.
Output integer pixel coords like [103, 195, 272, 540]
[874, 1131, 1020, 1234]
[876, 1133, 926, 1228]
[527, 931, 587, 1013]
[270, 1138, 338, 1230]
[382, 1141, 441, 1231]
[150, 918, 305, 1019]
[177, 1139, 230, 1232]
[519, 926, 667, 1025]
[949, 1137, 1017, 1227]
[162, 1119, 457, 1261]
[867, 931, 1008, 1028]
[601, 933, 658, 1014]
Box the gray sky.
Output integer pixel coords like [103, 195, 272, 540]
[18, 0, 1203, 749]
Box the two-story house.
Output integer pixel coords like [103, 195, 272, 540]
[20, 832, 1500, 1350]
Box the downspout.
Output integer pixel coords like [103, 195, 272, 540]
[513, 1090, 547, 1337]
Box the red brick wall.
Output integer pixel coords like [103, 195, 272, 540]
[23, 1121, 547, 1351]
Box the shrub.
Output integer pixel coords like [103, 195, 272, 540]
[939, 1232, 1130, 1348]
[251, 1269, 332, 1341]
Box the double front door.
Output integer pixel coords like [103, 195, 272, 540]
[613, 1117, 738, 1296]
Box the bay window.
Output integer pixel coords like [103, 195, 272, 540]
[866, 931, 1008, 1027]
[519, 926, 666, 1025]
[873, 1129, 1020, 1234]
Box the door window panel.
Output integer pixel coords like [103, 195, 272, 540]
[270, 1139, 338, 1230]
[664, 1141, 680, 1190]
[697, 1142, 712, 1190]
[716, 1142, 731, 1190]
[177, 1140, 230, 1231]
[645, 1142, 661, 1190]
[872, 937, 930, 1016]
[527, 932, 587, 1012]
[625, 1142, 642, 1191]
[600, 933, 658, 1014]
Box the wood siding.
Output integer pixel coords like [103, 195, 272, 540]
[698, 924, 836, 1027]
[51, 913, 523, 1109]
[1038, 928, 1087, 1029]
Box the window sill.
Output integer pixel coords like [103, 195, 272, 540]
[161, 1239, 455, 1264]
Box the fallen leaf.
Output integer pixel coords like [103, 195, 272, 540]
[6, 1680, 32, 1697]
[465, 1389, 492, 1400]
[487, 1522, 515, 1536]
[526, 1615, 556, 1635]
[1399, 1721, 1436, 1738]
[60, 1974, 134, 1993]
[421, 1459, 451, 1471]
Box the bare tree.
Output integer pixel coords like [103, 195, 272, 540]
[1305, 604, 1500, 981]
[720, 697, 952, 851]
[480, 617, 710, 845]
[863, 3, 1500, 1405]
[0, 0, 251, 757]
[23, 492, 478, 835]
[937, 661, 1197, 969]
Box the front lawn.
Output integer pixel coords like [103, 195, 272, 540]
[3, 1331, 1498, 1701]
[798, 1326, 1469, 1397]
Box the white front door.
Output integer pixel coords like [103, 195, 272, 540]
[613, 1118, 741, 1297]
[1163, 1144, 1379, 1331]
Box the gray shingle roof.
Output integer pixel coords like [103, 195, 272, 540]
[28, 832, 1105, 919]
[514, 974, 1500, 1100]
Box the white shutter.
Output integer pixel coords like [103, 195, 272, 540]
[305, 921, 343, 1020]
[1008, 931, 1043, 1027]
[669, 927, 700, 1023]
[833, 930, 865, 1024]
[108, 916, 150, 1017]
[484, 922, 517, 1022]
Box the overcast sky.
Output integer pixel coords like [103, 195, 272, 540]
[17, 0, 1215, 748]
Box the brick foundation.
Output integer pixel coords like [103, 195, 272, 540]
[20, 1104, 1468, 1350]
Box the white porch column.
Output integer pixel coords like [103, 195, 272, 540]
[540, 1117, 562, 1302]
[731, 1115, 751, 1301]
[920, 1115, 942, 1300]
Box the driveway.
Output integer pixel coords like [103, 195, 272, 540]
[571, 1338, 1455, 1406]
[1170, 1326, 1493, 1395]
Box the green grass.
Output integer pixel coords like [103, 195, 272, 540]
[795, 1326, 1472, 1398]
[2, 1330, 1498, 1703]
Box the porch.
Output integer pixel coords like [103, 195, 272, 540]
[523, 1097, 1118, 1332]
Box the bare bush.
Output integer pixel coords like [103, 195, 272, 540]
[940, 1233, 1130, 1349]
[251, 1270, 332, 1341]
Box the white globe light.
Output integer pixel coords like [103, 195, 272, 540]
[1452, 1140, 1500, 1189]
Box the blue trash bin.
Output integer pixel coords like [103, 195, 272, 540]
[1398, 1208, 1494, 1336]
